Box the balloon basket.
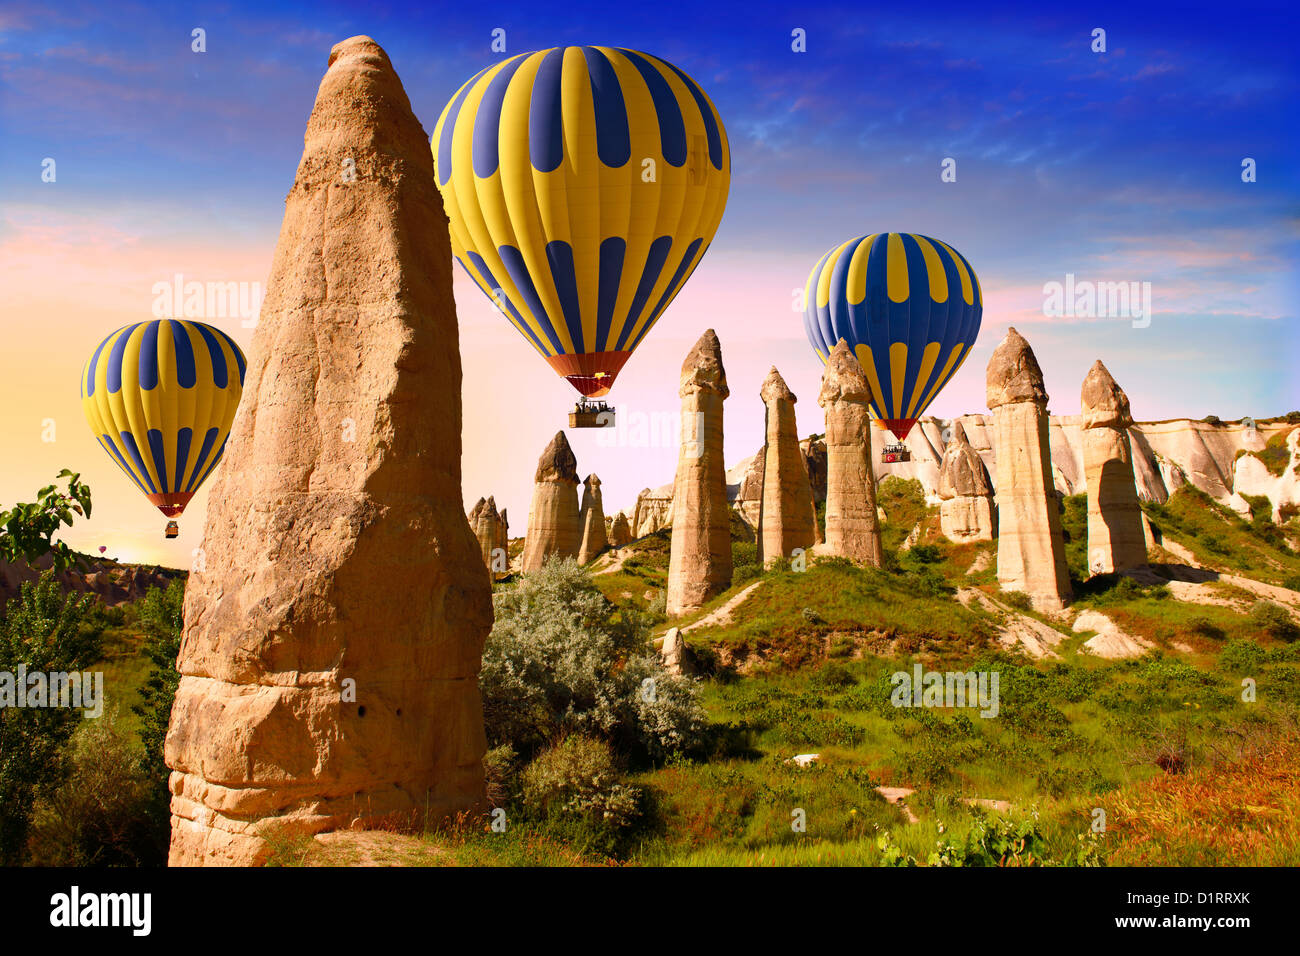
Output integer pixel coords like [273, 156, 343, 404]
[165, 521, 179, 539]
[569, 400, 614, 429]
[881, 443, 911, 464]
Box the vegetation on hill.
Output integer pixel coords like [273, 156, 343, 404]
[1143, 486, 1300, 586]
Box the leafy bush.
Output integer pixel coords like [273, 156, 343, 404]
[521, 735, 643, 829]
[481, 558, 706, 762]
[0, 571, 103, 864]
[1001, 590, 1034, 612]
[1248, 600, 1299, 642]
[26, 709, 165, 866]
[905, 543, 943, 565]
[519, 735, 647, 857]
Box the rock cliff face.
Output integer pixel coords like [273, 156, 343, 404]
[631, 485, 674, 538]
[0, 557, 182, 609]
[521, 432, 581, 572]
[165, 36, 492, 866]
[987, 328, 1072, 611]
[619, 415, 1300, 535]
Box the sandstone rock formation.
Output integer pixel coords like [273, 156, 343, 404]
[733, 453, 764, 529]
[632, 485, 674, 538]
[608, 511, 633, 548]
[986, 328, 1072, 610]
[937, 421, 996, 542]
[521, 432, 581, 572]
[757, 367, 816, 566]
[660, 626, 694, 676]
[1, 555, 181, 609]
[164, 36, 492, 866]
[1081, 361, 1147, 574]
[468, 496, 505, 578]
[666, 329, 732, 616]
[577, 474, 609, 564]
[816, 340, 883, 564]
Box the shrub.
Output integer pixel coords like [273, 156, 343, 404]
[1203, 415, 1220, 425]
[1286, 411, 1300, 425]
[480, 558, 706, 762]
[520, 735, 647, 857]
[1248, 601, 1299, 642]
[0, 571, 103, 864]
[26, 709, 165, 866]
[1001, 590, 1034, 612]
[1185, 615, 1226, 641]
[905, 543, 943, 565]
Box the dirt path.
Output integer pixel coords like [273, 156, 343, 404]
[679, 580, 767, 634]
[590, 548, 631, 576]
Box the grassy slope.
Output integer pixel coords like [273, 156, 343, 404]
[539, 481, 1300, 867]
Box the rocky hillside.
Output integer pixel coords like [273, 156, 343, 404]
[615, 416, 1300, 535]
[0, 554, 184, 608]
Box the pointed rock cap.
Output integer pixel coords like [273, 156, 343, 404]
[468, 497, 486, 522]
[584, 473, 602, 491]
[938, 422, 993, 499]
[1080, 360, 1133, 429]
[309, 37, 425, 177]
[818, 339, 873, 406]
[481, 496, 499, 521]
[535, 431, 579, 484]
[499, 507, 508, 528]
[986, 327, 1048, 409]
[760, 366, 797, 405]
[680, 329, 729, 398]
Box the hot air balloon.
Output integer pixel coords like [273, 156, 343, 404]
[432, 46, 730, 423]
[98, 546, 107, 554]
[80, 320, 246, 537]
[802, 233, 982, 451]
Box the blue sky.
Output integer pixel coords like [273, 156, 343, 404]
[1, 0, 1297, 560]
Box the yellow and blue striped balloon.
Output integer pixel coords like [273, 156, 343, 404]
[803, 233, 982, 440]
[80, 320, 246, 524]
[432, 46, 730, 397]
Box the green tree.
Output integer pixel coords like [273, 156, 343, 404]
[132, 581, 185, 781]
[0, 571, 103, 863]
[0, 470, 93, 573]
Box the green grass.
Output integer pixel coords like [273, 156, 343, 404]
[1143, 487, 1300, 586]
[1235, 426, 1296, 478]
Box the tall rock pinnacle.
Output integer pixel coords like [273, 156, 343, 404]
[521, 431, 581, 571]
[1080, 360, 1147, 574]
[164, 36, 492, 865]
[985, 328, 1072, 609]
[817, 340, 883, 564]
[666, 330, 732, 615]
[757, 366, 815, 566]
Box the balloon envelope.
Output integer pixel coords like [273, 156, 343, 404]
[80, 320, 246, 518]
[802, 233, 982, 440]
[433, 46, 730, 397]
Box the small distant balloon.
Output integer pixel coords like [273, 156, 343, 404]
[98, 546, 107, 554]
